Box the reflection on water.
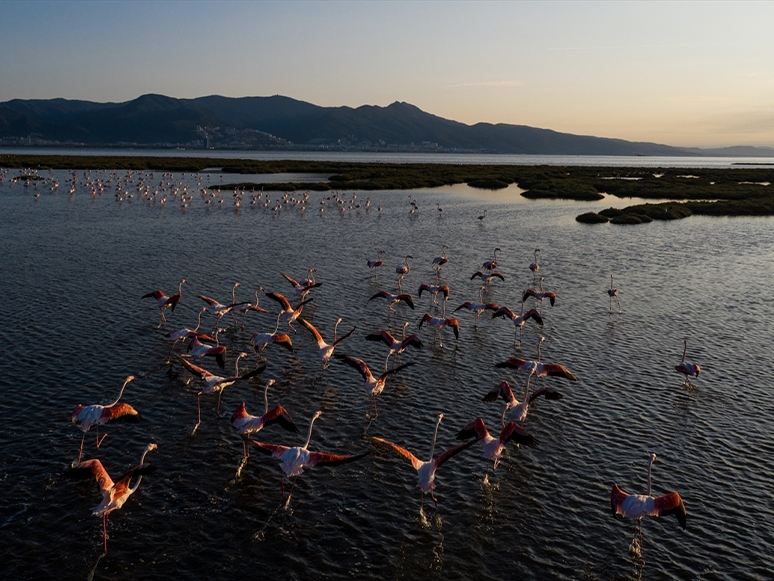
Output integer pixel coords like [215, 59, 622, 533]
[1, 168, 773, 579]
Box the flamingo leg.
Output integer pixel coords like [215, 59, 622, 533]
[192, 393, 202, 434]
[166, 338, 181, 364]
[96, 428, 108, 449]
[78, 432, 86, 462]
[102, 513, 108, 555]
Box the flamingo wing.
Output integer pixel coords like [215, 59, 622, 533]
[400, 334, 424, 350]
[470, 271, 484, 280]
[65, 459, 114, 492]
[262, 405, 299, 433]
[545, 292, 556, 306]
[280, 272, 301, 288]
[522, 289, 537, 302]
[434, 439, 476, 468]
[336, 354, 372, 382]
[298, 317, 324, 344]
[306, 450, 368, 467]
[379, 361, 416, 381]
[610, 483, 630, 517]
[113, 463, 157, 492]
[446, 318, 460, 339]
[523, 309, 544, 324]
[104, 403, 141, 423]
[332, 326, 356, 347]
[528, 386, 564, 403]
[370, 437, 422, 470]
[456, 417, 489, 441]
[142, 290, 165, 300]
[495, 358, 528, 371]
[396, 294, 415, 309]
[196, 294, 221, 308]
[368, 291, 390, 302]
[539, 363, 578, 381]
[239, 363, 267, 381]
[273, 333, 294, 351]
[248, 441, 289, 459]
[482, 380, 515, 403]
[365, 330, 397, 347]
[492, 306, 515, 319]
[500, 422, 538, 448]
[453, 302, 472, 312]
[265, 291, 291, 311]
[654, 492, 687, 529]
[177, 354, 214, 380]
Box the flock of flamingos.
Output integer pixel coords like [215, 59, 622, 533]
[65, 231, 700, 561]
[17, 166, 700, 564]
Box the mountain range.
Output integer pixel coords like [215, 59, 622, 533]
[1, 93, 772, 156]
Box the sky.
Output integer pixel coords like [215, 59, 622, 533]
[1, 1, 773, 148]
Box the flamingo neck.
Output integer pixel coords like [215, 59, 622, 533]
[130, 446, 154, 493]
[263, 384, 270, 415]
[108, 376, 133, 407]
[234, 354, 244, 376]
[402, 322, 409, 340]
[194, 308, 205, 332]
[333, 318, 342, 342]
[682, 340, 688, 363]
[303, 414, 320, 449]
[231, 283, 238, 303]
[429, 417, 442, 461]
[178, 280, 184, 295]
[523, 372, 533, 401]
[647, 457, 654, 496]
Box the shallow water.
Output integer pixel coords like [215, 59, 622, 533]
[1, 168, 773, 580]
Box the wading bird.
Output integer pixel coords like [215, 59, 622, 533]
[482, 379, 563, 426]
[418, 283, 450, 305]
[265, 291, 313, 333]
[298, 317, 356, 369]
[491, 304, 544, 346]
[522, 277, 557, 312]
[608, 275, 621, 314]
[371, 414, 475, 508]
[453, 288, 499, 328]
[482, 247, 500, 271]
[365, 322, 423, 370]
[456, 417, 537, 470]
[368, 290, 415, 312]
[65, 443, 158, 554]
[187, 330, 227, 369]
[367, 250, 386, 273]
[281, 269, 322, 299]
[229, 288, 269, 329]
[395, 255, 413, 291]
[249, 411, 367, 496]
[477, 210, 487, 222]
[529, 249, 540, 281]
[432, 245, 449, 274]
[142, 278, 186, 327]
[495, 337, 578, 383]
[72, 376, 141, 461]
[336, 354, 415, 418]
[470, 270, 505, 289]
[675, 339, 701, 388]
[251, 314, 294, 357]
[611, 453, 687, 559]
[419, 311, 460, 348]
[164, 307, 214, 362]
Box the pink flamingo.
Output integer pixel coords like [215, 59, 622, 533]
[491, 303, 543, 346]
[298, 317, 356, 369]
[142, 278, 186, 327]
[368, 290, 415, 312]
[365, 322, 424, 370]
[336, 354, 415, 418]
[456, 417, 537, 470]
[675, 339, 701, 388]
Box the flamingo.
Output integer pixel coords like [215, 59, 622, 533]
[231, 379, 298, 474]
[186, 330, 227, 369]
[608, 275, 621, 314]
[470, 270, 505, 289]
[395, 255, 413, 291]
[71, 375, 141, 461]
[522, 277, 557, 312]
[419, 312, 460, 348]
[436, 203, 443, 213]
[482, 247, 500, 271]
[491, 303, 543, 346]
[249, 411, 367, 496]
[432, 245, 449, 272]
[675, 339, 701, 388]
[477, 210, 487, 222]
[456, 417, 537, 470]
[280, 269, 322, 299]
[365, 322, 423, 370]
[418, 283, 450, 305]
[142, 278, 186, 327]
[368, 290, 415, 312]
[298, 317, 356, 369]
[453, 288, 499, 328]
[264, 291, 313, 333]
[529, 249, 540, 281]
[370, 414, 475, 508]
[336, 354, 415, 418]
[229, 288, 269, 329]
[177, 353, 265, 433]
[251, 314, 294, 357]
[482, 379, 563, 426]
[164, 307, 214, 362]
[611, 453, 687, 558]
[65, 443, 157, 554]
[495, 337, 578, 383]
[196, 284, 241, 330]
[367, 250, 386, 273]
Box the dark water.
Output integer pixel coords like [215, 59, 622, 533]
[1, 169, 773, 580]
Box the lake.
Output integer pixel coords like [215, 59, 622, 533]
[1, 167, 772, 580]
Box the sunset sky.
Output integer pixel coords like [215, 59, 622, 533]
[2, 1, 773, 148]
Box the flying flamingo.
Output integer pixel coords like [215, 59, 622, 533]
[142, 278, 186, 327]
[229, 288, 269, 329]
[482, 379, 563, 426]
[231, 379, 298, 475]
[491, 303, 544, 346]
[470, 270, 505, 289]
[177, 353, 265, 433]
[482, 247, 500, 271]
[265, 291, 313, 333]
[251, 314, 294, 357]
[456, 417, 537, 470]
[367, 250, 386, 274]
[186, 330, 227, 369]
[419, 312, 460, 348]
[281, 269, 322, 299]
[196, 283, 240, 330]
[164, 307, 214, 362]
[675, 339, 701, 388]
[65, 443, 157, 554]
[611, 453, 687, 559]
[365, 322, 423, 370]
[453, 288, 499, 328]
[395, 255, 413, 291]
[495, 337, 578, 383]
[370, 414, 475, 508]
[368, 290, 415, 312]
[72, 375, 141, 461]
[336, 354, 415, 418]
[529, 249, 540, 282]
[522, 277, 557, 312]
[298, 317, 356, 369]
[418, 283, 450, 305]
[249, 411, 367, 497]
[608, 275, 621, 314]
[432, 245, 449, 274]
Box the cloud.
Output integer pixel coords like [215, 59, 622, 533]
[442, 81, 524, 89]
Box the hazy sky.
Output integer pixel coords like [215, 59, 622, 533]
[2, 1, 773, 148]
